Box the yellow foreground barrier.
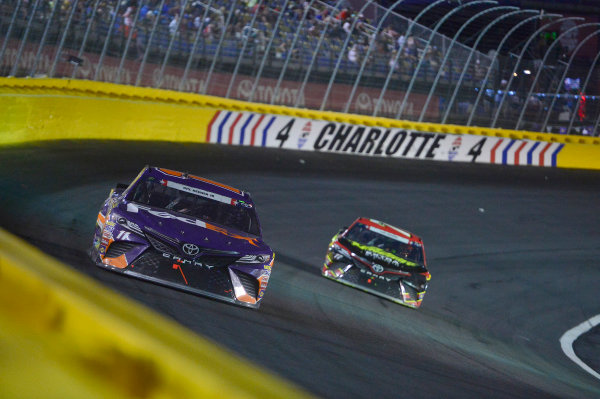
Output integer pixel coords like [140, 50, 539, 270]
[0, 228, 312, 399]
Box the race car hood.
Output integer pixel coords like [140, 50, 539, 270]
[122, 202, 270, 255]
[338, 236, 427, 273]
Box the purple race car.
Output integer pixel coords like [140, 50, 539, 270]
[90, 166, 274, 309]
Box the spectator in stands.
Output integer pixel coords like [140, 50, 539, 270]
[337, 7, 350, 22]
[276, 40, 287, 59]
[169, 13, 179, 38]
[123, 1, 136, 37]
[348, 42, 360, 64]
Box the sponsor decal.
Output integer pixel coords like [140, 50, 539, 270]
[366, 224, 410, 243]
[448, 136, 462, 161]
[298, 121, 311, 149]
[232, 199, 253, 208]
[258, 261, 273, 298]
[102, 228, 113, 240]
[160, 179, 237, 206]
[116, 230, 131, 241]
[364, 250, 403, 268]
[314, 124, 446, 158]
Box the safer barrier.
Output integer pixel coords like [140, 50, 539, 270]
[0, 228, 311, 399]
[2, 77, 600, 169]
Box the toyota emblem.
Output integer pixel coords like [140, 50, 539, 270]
[372, 264, 384, 273]
[182, 243, 200, 256]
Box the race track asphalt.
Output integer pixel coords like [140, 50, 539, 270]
[1, 140, 600, 398]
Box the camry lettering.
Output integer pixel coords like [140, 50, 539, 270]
[360, 268, 392, 282]
[162, 253, 214, 269]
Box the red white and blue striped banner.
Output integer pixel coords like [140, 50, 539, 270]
[206, 111, 564, 167]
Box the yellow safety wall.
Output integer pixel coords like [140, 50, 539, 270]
[2, 77, 600, 169]
[1, 77, 599, 397]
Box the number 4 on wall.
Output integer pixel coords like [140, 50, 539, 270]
[275, 119, 295, 148]
[468, 138, 486, 163]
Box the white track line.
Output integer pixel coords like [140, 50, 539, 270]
[560, 314, 600, 380]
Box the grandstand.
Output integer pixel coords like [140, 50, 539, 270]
[1, 0, 598, 134]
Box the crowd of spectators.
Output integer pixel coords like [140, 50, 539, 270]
[1, 0, 475, 82]
[2, 0, 594, 131]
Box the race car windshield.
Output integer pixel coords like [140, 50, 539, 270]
[128, 177, 260, 236]
[345, 222, 424, 264]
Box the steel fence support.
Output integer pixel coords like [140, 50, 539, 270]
[466, 11, 556, 126]
[515, 22, 599, 130]
[94, 0, 124, 81]
[30, 0, 62, 76]
[49, 0, 79, 78]
[374, 0, 447, 117]
[225, 0, 265, 99]
[565, 33, 600, 135]
[202, 1, 239, 94]
[116, 0, 148, 84]
[71, 0, 101, 79]
[419, 5, 514, 122]
[248, 0, 291, 103]
[594, 98, 600, 136]
[320, 0, 376, 111]
[293, 0, 346, 108]
[442, 7, 525, 124]
[490, 16, 583, 128]
[396, 0, 496, 120]
[344, 0, 408, 114]
[541, 30, 600, 133]
[10, 0, 42, 76]
[269, 0, 317, 105]
[180, 0, 215, 91]
[0, 0, 23, 66]
[156, 0, 191, 89]
[135, 0, 167, 86]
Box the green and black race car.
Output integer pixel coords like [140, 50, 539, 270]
[322, 217, 431, 309]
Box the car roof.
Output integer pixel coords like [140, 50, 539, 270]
[353, 217, 423, 245]
[145, 166, 251, 202]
